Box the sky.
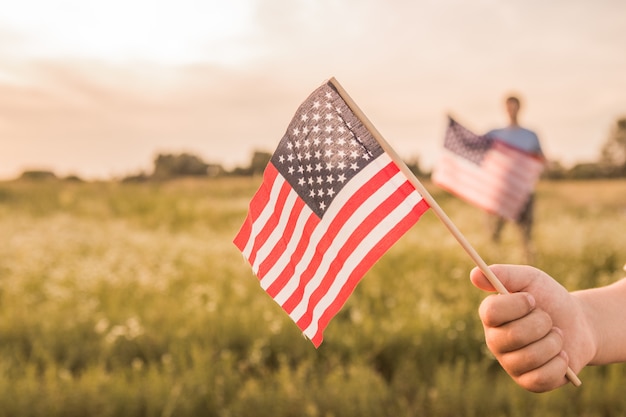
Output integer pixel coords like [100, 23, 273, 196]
[1, 0, 625, 180]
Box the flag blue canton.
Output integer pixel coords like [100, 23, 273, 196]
[443, 118, 493, 165]
[270, 83, 384, 218]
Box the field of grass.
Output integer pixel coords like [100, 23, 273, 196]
[0, 177, 625, 416]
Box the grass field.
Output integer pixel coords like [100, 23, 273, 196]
[0, 177, 625, 416]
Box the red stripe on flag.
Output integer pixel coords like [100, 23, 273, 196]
[233, 213, 253, 253]
[233, 165, 279, 251]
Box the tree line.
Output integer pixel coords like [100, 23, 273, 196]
[14, 116, 626, 182]
[545, 116, 626, 179]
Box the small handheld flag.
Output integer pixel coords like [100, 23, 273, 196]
[233, 79, 429, 347]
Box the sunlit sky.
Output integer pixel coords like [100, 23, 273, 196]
[1, 0, 625, 179]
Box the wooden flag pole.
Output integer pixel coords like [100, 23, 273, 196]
[328, 77, 582, 387]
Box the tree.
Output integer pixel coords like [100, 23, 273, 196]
[404, 156, 426, 178]
[600, 117, 626, 175]
[152, 153, 209, 180]
[249, 151, 272, 175]
[19, 170, 57, 181]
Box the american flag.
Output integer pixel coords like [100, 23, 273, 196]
[432, 117, 544, 221]
[233, 80, 429, 347]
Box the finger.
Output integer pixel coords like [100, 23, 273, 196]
[470, 266, 498, 292]
[483, 308, 553, 353]
[470, 264, 544, 293]
[478, 292, 536, 327]
[514, 351, 570, 393]
[497, 327, 564, 376]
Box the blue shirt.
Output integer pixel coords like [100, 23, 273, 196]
[486, 127, 543, 155]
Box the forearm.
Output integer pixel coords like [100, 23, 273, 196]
[573, 277, 626, 365]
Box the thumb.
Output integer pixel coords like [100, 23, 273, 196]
[470, 264, 545, 294]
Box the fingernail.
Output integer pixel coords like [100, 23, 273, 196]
[559, 350, 569, 363]
[526, 293, 536, 309]
[552, 326, 564, 338]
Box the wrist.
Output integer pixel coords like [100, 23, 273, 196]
[571, 289, 602, 365]
[572, 278, 626, 366]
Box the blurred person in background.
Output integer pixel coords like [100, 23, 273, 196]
[470, 263, 626, 392]
[486, 95, 545, 262]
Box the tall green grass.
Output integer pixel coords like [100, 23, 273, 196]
[0, 178, 625, 416]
